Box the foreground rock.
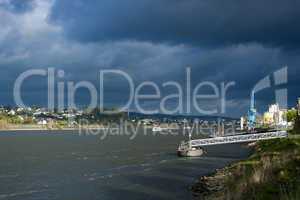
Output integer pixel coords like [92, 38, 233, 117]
[191, 168, 228, 200]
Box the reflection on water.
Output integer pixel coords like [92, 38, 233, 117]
[0, 130, 251, 200]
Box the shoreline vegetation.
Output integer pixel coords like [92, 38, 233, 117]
[191, 134, 300, 199]
[0, 124, 173, 132]
[191, 116, 300, 200]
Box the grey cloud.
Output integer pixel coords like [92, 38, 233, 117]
[0, 0, 299, 117]
[0, 0, 35, 13]
[50, 0, 300, 48]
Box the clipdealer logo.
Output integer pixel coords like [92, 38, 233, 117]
[13, 67, 236, 115]
[252, 66, 288, 112]
[11, 66, 288, 140]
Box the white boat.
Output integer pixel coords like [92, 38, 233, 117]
[152, 126, 163, 132]
[177, 141, 203, 157]
[183, 126, 192, 130]
[177, 132, 203, 157]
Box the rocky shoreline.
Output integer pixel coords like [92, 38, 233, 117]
[190, 137, 300, 200]
[191, 167, 229, 200]
[190, 143, 256, 199]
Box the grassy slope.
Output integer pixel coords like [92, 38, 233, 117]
[225, 137, 300, 200]
[192, 137, 300, 200]
[193, 117, 300, 199]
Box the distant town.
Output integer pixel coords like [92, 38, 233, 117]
[0, 105, 236, 131]
[0, 97, 299, 133]
[0, 106, 126, 130]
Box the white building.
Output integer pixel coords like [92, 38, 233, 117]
[37, 119, 47, 125]
[8, 110, 16, 116]
[17, 108, 24, 112]
[264, 104, 287, 126]
[240, 117, 245, 130]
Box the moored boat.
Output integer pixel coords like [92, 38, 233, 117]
[177, 140, 204, 157]
[152, 126, 163, 132]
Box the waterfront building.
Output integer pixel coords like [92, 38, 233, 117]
[240, 117, 244, 130]
[263, 104, 287, 127]
[37, 119, 47, 125]
[263, 112, 274, 125]
[8, 110, 16, 116]
[255, 115, 264, 126]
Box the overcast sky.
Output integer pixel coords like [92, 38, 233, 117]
[0, 0, 299, 117]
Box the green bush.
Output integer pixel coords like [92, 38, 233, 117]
[257, 138, 299, 153]
[286, 109, 298, 122]
[292, 115, 300, 135]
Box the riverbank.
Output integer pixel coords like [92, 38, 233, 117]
[0, 123, 170, 131]
[0, 124, 136, 132]
[191, 136, 300, 200]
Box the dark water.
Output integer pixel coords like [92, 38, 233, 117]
[0, 130, 252, 200]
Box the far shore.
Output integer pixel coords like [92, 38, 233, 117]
[0, 128, 80, 132]
[0, 124, 158, 132]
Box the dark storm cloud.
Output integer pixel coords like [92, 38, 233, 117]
[50, 0, 300, 48]
[0, 0, 35, 13]
[0, 0, 299, 117]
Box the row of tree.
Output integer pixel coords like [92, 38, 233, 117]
[287, 109, 300, 134]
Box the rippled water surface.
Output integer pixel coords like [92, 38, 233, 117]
[0, 130, 252, 200]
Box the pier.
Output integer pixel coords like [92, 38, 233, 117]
[189, 131, 288, 147]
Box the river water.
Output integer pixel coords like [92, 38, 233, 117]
[0, 130, 252, 200]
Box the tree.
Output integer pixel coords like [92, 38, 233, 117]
[286, 109, 298, 122]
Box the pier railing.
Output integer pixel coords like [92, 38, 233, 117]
[190, 131, 288, 147]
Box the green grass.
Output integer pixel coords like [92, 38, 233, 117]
[256, 138, 300, 153]
[223, 136, 300, 200]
